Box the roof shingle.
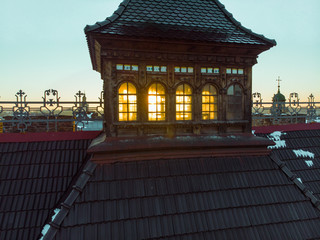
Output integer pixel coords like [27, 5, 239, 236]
[85, 0, 276, 46]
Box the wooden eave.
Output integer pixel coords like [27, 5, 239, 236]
[86, 32, 273, 71]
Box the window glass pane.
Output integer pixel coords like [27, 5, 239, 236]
[148, 103, 156, 112]
[209, 85, 217, 95]
[157, 84, 165, 94]
[188, 67, 193, 73]
[116, 64, 123, 70]
[184, 96, 192, 103]
[202, 84, 218, 120]
[154, 66, 160, 72]
[202, 85, 210, 95]
[119, 82, 137, 121]
[119, 95, 127, 103]
[149, 113, 157, 121]
[132, 65, 139, 71]
[227, 85, 234, 95]
[201, 68, 207, 73]
[129, 104, 137, 112]
[176, 84, 192, 121]
[238, 69, 244, 74]
[184, 104, 191, 112]
[226, 68, 232, 74]
[175, 67, 180, 72]
[184, 113, 192, 120]
[184, 84, 192, 95]
[129, 113, 137, 121]
[128, 83, 136, 94]
[232, 68, 237, 74]
[181, 67, 187, 73]
[176, 114, 183, 121]
[148, 83, 166, 121]
[176, 85, 184, 95]
[158, 113, 165, 121]
[235, 84, 242, 96]
[202, 113, 209, 120]
[202, 96, 208, 104]
[128, 95, 136, 103]
[214, 68, 219, 74]
[124, 65, 131, 70]
[207, 68, 213, 73]
[120, 113, 127, 121]
[119, 104, 127, 112]
[119, 83, 128, 94]
[161, 66, 167, 72]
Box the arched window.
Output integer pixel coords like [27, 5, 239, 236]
[118, 82, 137, 121]
[202, 84, 218, 120]
[227, 84, 243, 120]
[148, 83, 166, 121]
[176, 84, 192, 120]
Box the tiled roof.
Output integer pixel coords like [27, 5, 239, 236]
[85, 0, 276, 46]
[257, 127, 320, 200]
[0, 139, 92, 240]
[51, 155, 320, 239]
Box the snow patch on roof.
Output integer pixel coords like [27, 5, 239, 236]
[305, 160, 314, 167]
[267, 131, 287, 149]
[252, 130, 256, 136]
[39, 224, 50, 240]
[293, 149, 315, 159]
[297, 178, 302, 183]
[39, 208, 61, 240]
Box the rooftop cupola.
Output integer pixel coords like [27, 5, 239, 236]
[85, 0, 276, 138]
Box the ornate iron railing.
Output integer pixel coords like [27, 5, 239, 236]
[252, 92, 319, 125]
[0, 90, 319, 133]
[0, 89, 104, 133]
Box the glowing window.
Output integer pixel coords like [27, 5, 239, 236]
[148, 83, 166, 121]
[202, 84, 218, 120]
[118, 82, 137, 121]
[176, 84, 192, 121]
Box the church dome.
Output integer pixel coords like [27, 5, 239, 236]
[273, 92, 286, 102]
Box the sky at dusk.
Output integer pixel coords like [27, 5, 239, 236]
[1, 0, 319, 101]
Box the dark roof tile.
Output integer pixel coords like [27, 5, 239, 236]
[86, 0, 275, 46]
[0, 139, 91, 239]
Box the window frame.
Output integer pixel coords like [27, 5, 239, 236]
[226, 83, 244, 120]
[201, 84, 218, 121]
[147, 83, 166, 121]
[118, 82, 138, 122]
[175, 83, 193, 121]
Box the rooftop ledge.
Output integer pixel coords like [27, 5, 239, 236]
[88, 133, 274, 164]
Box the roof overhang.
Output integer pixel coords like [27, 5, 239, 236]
[88, 133, 274, 164]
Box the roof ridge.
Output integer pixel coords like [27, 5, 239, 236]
[214, 0, 276, 46]
[269, 152, 320, 210]
[39, 158, 97, 240]
[84, 0, 131, 33]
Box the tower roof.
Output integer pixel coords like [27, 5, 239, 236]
[85, 0, 276, 46]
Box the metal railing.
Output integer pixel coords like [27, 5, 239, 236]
[0, 89, 104, 133]
[0, 90, 319, 133]
[252, 92, 319, 125]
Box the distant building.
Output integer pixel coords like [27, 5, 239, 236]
[271, 77, 286, 115]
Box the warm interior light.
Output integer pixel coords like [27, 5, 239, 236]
[202, 84, 217, 120]
[176, 84, 192, 120]
[148, 83, 165, 121]
[119, 82, 137, 121]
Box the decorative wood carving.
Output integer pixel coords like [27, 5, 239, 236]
[102, 49, 256, 66]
